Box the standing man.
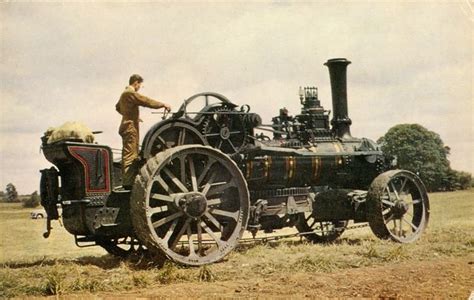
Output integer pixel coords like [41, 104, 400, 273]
[116, 74, 171, 189]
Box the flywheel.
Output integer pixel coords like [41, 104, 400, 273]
[130, 145, 250, 266]
[200, 107, 249, 155]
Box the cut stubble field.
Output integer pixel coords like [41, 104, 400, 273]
[0, 190, 473, 298]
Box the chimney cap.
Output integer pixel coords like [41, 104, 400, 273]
[324, 58, 351, 66]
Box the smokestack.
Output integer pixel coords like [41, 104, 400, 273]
[324, 58, 352, 139]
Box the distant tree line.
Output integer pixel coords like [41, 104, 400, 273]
[378, 124, 472, 192]
[1, 184, 41, 208]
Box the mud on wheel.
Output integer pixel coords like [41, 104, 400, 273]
[131, 145, 250, 266]
[367, 170, 430, 243]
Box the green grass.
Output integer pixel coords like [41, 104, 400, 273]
[0, 190, 473, 297]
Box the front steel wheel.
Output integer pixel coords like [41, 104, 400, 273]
[131, 145, 249, 266]
[367, 170, 430, 243]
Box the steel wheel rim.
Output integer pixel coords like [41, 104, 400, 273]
[144, 147, 249, 265]
[376, 171, 429, 243]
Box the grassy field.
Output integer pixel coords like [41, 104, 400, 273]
[0, 190, 473, 298]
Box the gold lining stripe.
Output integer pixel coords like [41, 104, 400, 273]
[246, 161, 253, 179]
[288, 156, 295, 182]
[264, 156, 272, 182]
[333, 142, 343, 153]
[312, 157, 321, 183]
[333, 142, 344, 166]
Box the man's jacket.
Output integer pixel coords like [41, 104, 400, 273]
[115, 86, 163, 136]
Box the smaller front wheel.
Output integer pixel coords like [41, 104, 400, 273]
[367, 170, 430, 243]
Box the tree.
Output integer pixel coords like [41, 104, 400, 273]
[5, 183, 19, 202]
[378, 124, 450, 191]
[23, 191, 41, 208]
[446, 170, 472, 190]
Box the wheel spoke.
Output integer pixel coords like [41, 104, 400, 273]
[320, 222, 326, 236]
[186, 226, 197, 257]
[178, 128, 186, 146]
[197, 219, 203, 254]
[162, 219, 179, 243]
[204, 211, 222, 230]
[390, 182, 400, 200]
[197, 158, 216, 187]
[227, 139, 238, 153]
[207, 198, 222, 206]
[382, 207, 391, 215]
[201, 173, 216, 195]
[204, 133, 221, 137]
[201, 222, 224, 248]
[382, 199, 395, 207]
[384, 214, 394, 224]
[154, 175, 174, 194]
[157, 136, 168, 149]
[398, 218, 403, 236]
[309, 218, 317, 229]
[152, 211, 184, 228]
[151, 193, 173, 202]
[188, 157, 198, 192]
[406, 199, 422, 206]
[148, 205, 169, 215]
[210, 209, 239, 221]
[384, 187, 393, 201]
[209, 180, 236, 195]
[170, 218, 191, 249]
[179, 156, 186, 184]
[402, 217, 417, 231]
[399, 177, 408, 194]
[217, 140, 223, 149]
[163, 167, 189, 193]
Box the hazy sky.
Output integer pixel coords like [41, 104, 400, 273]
[1, 1, 472, 194]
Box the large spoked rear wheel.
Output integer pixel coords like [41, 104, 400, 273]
[367, 170, 430, 243]
[131, 145, 250, 266]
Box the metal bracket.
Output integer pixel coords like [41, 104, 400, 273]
[92, 207, 120, 229]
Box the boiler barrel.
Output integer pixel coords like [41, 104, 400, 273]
[244, 155, 346, 188]
[242, 151, 384, 190]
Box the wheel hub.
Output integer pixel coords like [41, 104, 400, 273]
[220, 127, 230, 140]
[176, 192, 208, 218]
[392, 200, 409, 218]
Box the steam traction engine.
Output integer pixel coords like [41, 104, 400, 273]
[40, 59, 430, 265]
